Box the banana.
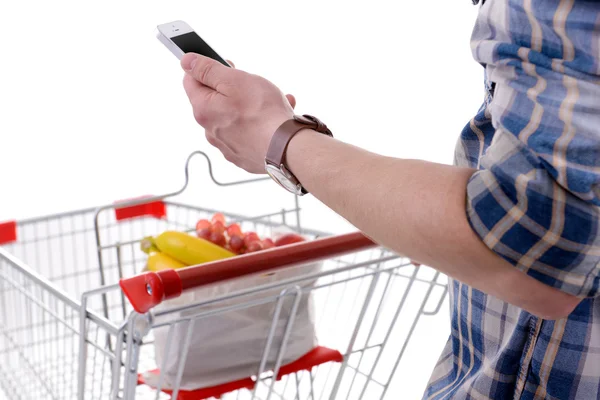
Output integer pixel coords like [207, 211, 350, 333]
[141, 241, 160, 255]
[147, 251, 186, 272]
[141, 230, 235, 266]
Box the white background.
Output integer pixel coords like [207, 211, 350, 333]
[0, 0, 482, 398]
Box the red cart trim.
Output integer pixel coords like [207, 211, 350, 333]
[137, 346, 343, 399]
[114, 196, 166, 221]
[120, 232, 376, 314]
[276, 346, 343, 380]
[119, 269, 182, 314]
[138, 371, 254, 400]
[0, 220, 17, 245]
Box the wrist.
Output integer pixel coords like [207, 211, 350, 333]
[264, 115, 332, 196]
[287, 128, 320, 149]
[286, 128, 326, 176]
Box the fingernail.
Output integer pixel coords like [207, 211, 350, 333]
[181, 54, 198, 71]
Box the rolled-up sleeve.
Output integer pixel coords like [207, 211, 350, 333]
[466, 0, 600, 297]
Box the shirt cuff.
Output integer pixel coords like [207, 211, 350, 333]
[465, 168, 600, 298]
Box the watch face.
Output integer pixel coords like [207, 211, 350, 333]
[265, 163, 303, 195]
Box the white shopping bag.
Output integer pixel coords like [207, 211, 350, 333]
[145, 228, 321, 391]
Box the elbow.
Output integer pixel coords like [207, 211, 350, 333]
[501, 270, 583, 320]
[523, 291, 581, 320]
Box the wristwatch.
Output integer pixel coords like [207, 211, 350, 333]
[264, 114, 333, 195]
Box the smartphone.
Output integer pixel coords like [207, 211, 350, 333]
[155, 20, 230, 67]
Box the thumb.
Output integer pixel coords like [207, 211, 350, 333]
[181, 53, 233, 93]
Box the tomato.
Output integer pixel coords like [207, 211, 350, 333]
[247, 241, 264, 253]
[196, 219, 212, 232]
[211, 213, 226, 225]
[243, 232, 260, 247]
[274, 233, 305, 247]
[212, 221, 226, 235]
[229, 234, 244, 252]
[209, 231, 227, 247]
[197, 228, 212, 240]
[262, 238, 275, 249]
[226, 223, 242, 237]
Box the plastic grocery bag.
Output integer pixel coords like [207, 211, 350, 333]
[144, 228, 321, 391]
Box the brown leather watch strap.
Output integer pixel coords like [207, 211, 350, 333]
[265, 114, 332, 195]
[266, 115, 332, 167]
[265, 120, 309, 166]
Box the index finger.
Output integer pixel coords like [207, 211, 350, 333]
[181, 53, 236, 95]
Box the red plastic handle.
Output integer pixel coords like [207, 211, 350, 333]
[0, 221, 17, 245]
[114, 196, 166, 221]
[120, 269, 182, 314]
[120, 231, 376, 314]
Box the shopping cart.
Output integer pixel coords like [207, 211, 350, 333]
[0, 151, 449, 400]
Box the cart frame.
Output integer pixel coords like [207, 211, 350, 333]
[0, 151, 448, 400]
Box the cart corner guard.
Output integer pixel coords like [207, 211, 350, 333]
[0, 220, 17, 245]
[119, 269, 182, 314]
[114, 196, 167, 221]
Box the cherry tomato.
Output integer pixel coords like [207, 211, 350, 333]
[196, 219, 212, 232]
[262, 238, 275, 249]
[211, 213, 226, 225]
[243, 232, 260, 247]
[209, 231, 227, 247]
[226, 223, 242, 237]
[275, 233, 305, 247]
[212, 221, 226, 235]
[229, 234, 244, 252]
[247, 241, 264, 253]
[197, 228, 212, 240]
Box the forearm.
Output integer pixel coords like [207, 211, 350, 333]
[287, 130, 580, 319]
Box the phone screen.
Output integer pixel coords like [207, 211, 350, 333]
[170, 32, 229, 67]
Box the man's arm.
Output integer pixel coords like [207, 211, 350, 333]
[179, 49, 598, 320]
[285, 129, 580, 320]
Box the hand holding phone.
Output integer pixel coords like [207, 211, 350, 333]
[156, 20, 303, 180]
[155, 20, 231, 67]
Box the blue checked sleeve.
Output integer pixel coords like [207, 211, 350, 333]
[466, 1, 600, 298]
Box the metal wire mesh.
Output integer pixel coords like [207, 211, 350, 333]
[0, 199, 448, 400]
[130, 249, 447, 399]
[0, 249, 81, 399]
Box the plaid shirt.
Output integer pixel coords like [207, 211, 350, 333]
[424, 1, 600, 399]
